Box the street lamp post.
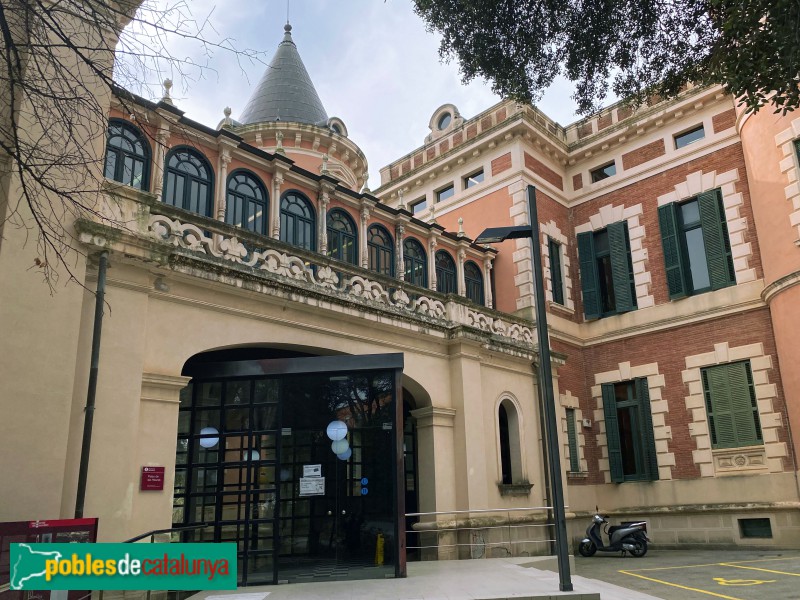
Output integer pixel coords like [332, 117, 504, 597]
[476, 184, 573, 592]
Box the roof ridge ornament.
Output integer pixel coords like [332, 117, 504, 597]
[161, 79, 173, 105]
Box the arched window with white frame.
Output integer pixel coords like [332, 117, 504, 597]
[498, 397, 523, 485]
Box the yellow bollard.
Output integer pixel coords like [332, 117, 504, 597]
[375, 532, 385, 566]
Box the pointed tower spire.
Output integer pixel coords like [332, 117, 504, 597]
[238, 23, 329, 126]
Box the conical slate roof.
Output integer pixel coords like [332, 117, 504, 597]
[238, 24, 328, 126]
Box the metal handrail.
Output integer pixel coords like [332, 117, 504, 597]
[123, 523, 211, 543]
[405, 506, 563, 556]
[406, 506, 556, 517]
[96, 524, 213, 600]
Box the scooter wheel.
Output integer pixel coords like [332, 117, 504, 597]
[629, 539, 648, 558]
[578, 540, 597, 557]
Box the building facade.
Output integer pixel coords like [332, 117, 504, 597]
[2, 6, 800, 588]
[376, 87, 800, 549]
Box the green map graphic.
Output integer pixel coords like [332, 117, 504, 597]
[10, 544, 62, 590]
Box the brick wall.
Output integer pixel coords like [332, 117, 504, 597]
[712, 109, 736, 133]
[556, 308, 789, 486]
[491, 152, 512, 176]
[570, 143, 763, 310]
[617, 106, 634, 121]
[536, 190, 580, 323]
[573, 174, 583, 191]
[524, 152, 564, 190]
[622, 139, 666, 170]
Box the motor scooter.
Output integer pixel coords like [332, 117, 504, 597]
[577, 510, 649, 557]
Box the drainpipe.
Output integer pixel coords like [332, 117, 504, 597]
[75, 251, 109, 519]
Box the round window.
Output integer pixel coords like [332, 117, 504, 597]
[331, 124, 341, 134]
[437, 112, 452, 130]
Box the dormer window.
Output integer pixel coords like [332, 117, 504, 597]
[437, 113, 452, 130]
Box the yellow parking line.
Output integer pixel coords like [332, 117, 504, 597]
[723, 557, 800, 565]
[619, 569, 744, 600]
[621, 562, 729, 572]
[622, 556, 800, 573]
[720, 563, 800, 577]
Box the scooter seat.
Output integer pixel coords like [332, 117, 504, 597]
[607, 525, 624, 534]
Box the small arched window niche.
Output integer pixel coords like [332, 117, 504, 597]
[497, 397, 532, 496]
[104, 119, 151, 191]
[280, 190, 316, 251]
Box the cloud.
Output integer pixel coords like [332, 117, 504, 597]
[126, 0, 603, 187]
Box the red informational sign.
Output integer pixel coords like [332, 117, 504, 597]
[140, 466, 165, 491]
[0, 517, 98, 600]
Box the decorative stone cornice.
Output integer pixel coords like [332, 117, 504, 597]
[761, 269, 800, 304]
[410, 406, 457, 428]
[76, 203, 536, 357]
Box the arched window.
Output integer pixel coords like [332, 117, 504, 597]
[104, 119, 150, 190]
[498, 398, 523, 485]
[280, 191, 316, 251]
[403, 238, 427, 287]
[225, 170, 268, 235]
[435, 250, 456, 294]
[367, 224, 394, 277]
[465, 260, 484, 305]
[162, 147, 213, 216]
[326, 209, 357, 265]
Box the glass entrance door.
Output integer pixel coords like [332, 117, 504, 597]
[276, 371, 395, 582]
[174, 354, 402, 585]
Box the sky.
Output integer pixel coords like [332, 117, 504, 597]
[127, 0, 589, 188]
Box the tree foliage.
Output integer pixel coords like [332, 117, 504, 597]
[0, 0, 260, 289]
[412, 0, 800, 115]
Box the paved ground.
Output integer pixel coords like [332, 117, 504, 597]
[563, 549, 800, 600]
[191, 556, 663, 600]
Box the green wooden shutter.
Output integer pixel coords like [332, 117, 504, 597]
[728, 362, 762, 446]
[607, 221, 635, 313]
[635, 378, 660, 481]
[703, 362, 762, 449]
[566, 408, 579, 472]
[658, 203, 688, 299]
[577, 231, 600, 320]
[602, 384, 624, 482]
[698, 190, 734, 290]
[549, 239, 564, 305]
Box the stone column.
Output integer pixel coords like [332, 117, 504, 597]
[318, 185, 332, 255]
[396, 223, 406, 280]
[410, 406, 457, 560]
[152, 122, 170, 198]
[131, 373, 191, 539]
[360, 204, 370, 268]
[428, 235, 438, 291]
[216, 148, 231, 222]
[270, 172, 284, 239]
[457, 248, 466, 296]
[483, 256, 494, 308]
